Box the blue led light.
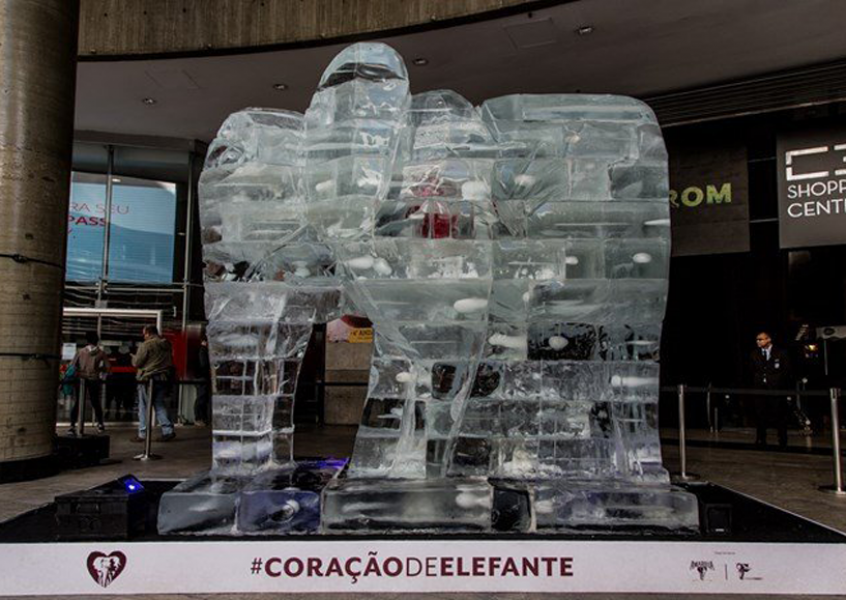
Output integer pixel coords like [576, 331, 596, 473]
[117, 475, 145, 494]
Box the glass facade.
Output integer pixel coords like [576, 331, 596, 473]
[67, 172, 177, 283]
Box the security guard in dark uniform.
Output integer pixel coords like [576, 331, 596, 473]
[749, 331, 793, 447]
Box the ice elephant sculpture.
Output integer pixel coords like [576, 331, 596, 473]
[157, 42, 698, 535]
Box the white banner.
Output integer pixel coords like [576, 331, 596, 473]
[1, 540, 843, 595]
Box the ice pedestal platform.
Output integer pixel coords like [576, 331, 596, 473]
[157, 473, 246, 535]
[322, 478, 494, 533]
[533, 482, 699, 533]
[158, 460, 346, 536]
[237, 459, 347, 535]
[491, 481, 532, 533]
[321, 478, 696, 534]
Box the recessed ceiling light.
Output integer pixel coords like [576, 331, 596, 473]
[272, 83, 288, 91]
[142, 97, 157, 105]
[576, 25, 594, 36]
[412, 58, 429, 66]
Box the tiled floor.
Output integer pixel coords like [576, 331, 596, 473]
[663, 439, 846, 532]
[0, 423, 357, 523]
[3, 425, 843, 531]
[1, 426, 844, 599]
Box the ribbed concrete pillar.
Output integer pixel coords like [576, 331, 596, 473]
[0, 0, 79, 481]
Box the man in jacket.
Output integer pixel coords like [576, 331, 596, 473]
[132, 325, 175, 441]
[750, 331, 793, 447]
[68, 331, 110, 435]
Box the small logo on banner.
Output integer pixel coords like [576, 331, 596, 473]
[736, 562, 762, 581]
[86, 551, 127, 588]
[690, 560, 714, 581]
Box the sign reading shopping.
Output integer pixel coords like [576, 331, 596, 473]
[66, 172, 177, 283]
[777, 127, 846, 249]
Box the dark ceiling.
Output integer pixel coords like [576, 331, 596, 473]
[74, 0, 846, 143]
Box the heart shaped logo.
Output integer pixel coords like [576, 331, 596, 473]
[86, 551, 127, 588]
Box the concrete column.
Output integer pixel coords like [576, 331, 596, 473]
[0, 0, 79, 481]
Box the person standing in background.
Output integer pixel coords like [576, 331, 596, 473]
[68, 331, 110, 435]
[750, 331, 793, 447]
[132, 325, 176, 442]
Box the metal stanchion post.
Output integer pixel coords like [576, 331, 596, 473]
[819, 388, 845, 496]
[134, 379, 162, 461]
[672, 384, 698, 482]
[78, 379, 87, 436]
[706, 383, 713, 432]
[678, 384, 688, 478]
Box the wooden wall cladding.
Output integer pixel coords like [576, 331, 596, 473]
[79, 0, 538, 57]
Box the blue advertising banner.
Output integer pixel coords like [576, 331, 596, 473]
[67, 173, 177, 283]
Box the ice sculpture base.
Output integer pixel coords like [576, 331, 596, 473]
[158, 460, 346, 536]
[322, 477, 494, 533]
[6, 480, 846, 596]
[157, 472, 246, 535]
[237, 459, 347, 535]
[533, 482, 699, 533]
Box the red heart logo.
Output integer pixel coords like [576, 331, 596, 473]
[86, 551, 127, 588]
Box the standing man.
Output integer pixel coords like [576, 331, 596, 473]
[750, 331, 793, 447]
[132, 325, 176, 442]
[68, 331, 110, 435]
